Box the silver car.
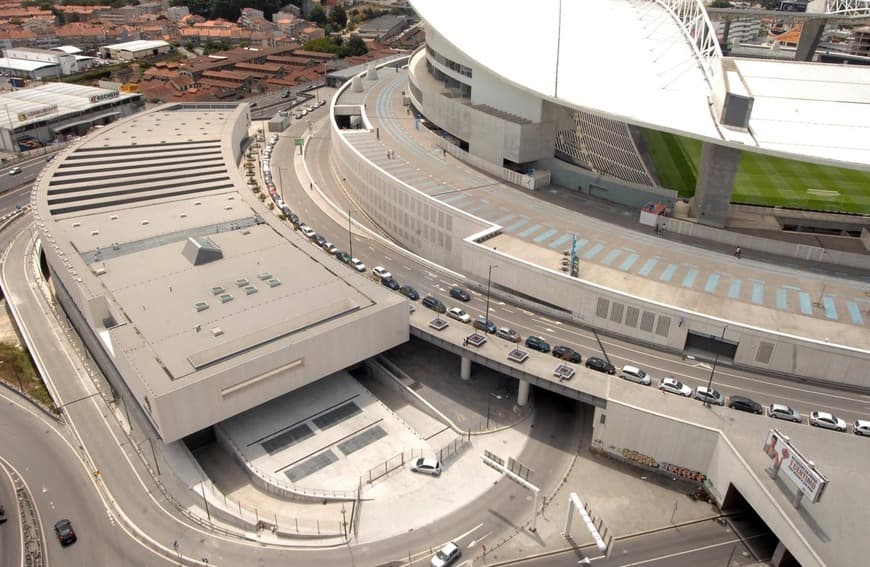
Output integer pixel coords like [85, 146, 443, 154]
[853, 419, 870, 437]
[694, 386, 724, 406]
[809, 411, 847, 432]
[768, 403, 801, 423]
[496, 327, 519, 342]
[659, 376, 692, 397]
[446, 307, 471, 323]
[620, 365, 651, 386]
[410, 457, 441, 477]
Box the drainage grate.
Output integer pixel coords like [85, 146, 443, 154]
[312, 402, 361, 430]
[337, 425, 387, 456]
[284, 450, 338, 482]
[262, 423, 314, 455]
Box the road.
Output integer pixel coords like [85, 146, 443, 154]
[0, 456, 22, 567]
[288, 111, 870, 430]
[508, 518, 762, 566]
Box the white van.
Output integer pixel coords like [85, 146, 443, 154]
[620, 365, 651, 385]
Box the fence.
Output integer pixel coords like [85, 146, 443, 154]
[363, 447, 425, 485]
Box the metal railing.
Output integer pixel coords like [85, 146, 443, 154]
[826, 0, 870, 14]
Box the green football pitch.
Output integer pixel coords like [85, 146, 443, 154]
[640, 128, 870, 214]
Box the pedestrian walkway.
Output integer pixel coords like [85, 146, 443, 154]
[334, 68, 870, 348]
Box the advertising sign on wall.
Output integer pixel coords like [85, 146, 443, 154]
[17, 105, 57, 122]
[764, 429, 828, 503]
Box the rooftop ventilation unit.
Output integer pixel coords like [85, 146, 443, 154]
[267, 278, 281, 288]
[218, 294, 233, 304]
[243, 286, 257, 295]
[235, 278, 249, 287]
[182, 236, 223, 266]
[193, 301, 209, 312]
[258, 272, 272, 280]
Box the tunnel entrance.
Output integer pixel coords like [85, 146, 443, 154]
[684, 330, 737, 363]
[721, 484, 785, 565]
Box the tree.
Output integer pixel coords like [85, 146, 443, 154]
[345, 36, 367, 57]
[709, 0, 731, 6]
[310, 4, 326, 26]
[328, 5, 347, 29]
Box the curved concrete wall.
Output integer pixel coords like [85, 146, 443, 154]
[331, 63, 870, 389]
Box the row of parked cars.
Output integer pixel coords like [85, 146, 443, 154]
[613, 364, 870, 436]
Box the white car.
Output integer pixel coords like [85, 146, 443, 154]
[659, 376, 692, 397]
[694, 386, 724, 406]
[446, 307, 471, 323]
[809, 411, 847, 432]
[854, 420, 870, 437]
[8, 166, 21, 175]
[372, 266, 392, 279]
[322, 241, 337, 254]
[350, 258, 366, 272]
[430, 541, 460, 567]
[299, 225, 316, 238]
[410, 457, 441, 477]
[768, 403, 802, 423]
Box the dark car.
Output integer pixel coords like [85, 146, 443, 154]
[313, 234, 327, 247]
[585, 357, 615, 374]
[552, 346, 581, 363]
[524, 335, 550, 353]
[381, 276, 400, 290]
[0, 504, 7, 523]
[334, 250, 351, 263]
[472, 316, 496, 334]
[422, 295, 447, 314]
[727, 395, 763, 415]
[399, 285, 420, 300]
[449, 287, 471, 302]
[54, 519, 77, 546]
[289, 213, 301, 227]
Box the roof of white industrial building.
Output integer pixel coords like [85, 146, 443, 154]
[411, 0, 870, 170]
[0, 83, 140, 129]
[52, 45, 83, 55]
[102, 39, 170, 52]
[0, 57, 56, 72]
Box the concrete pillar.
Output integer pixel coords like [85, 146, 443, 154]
[460, 355, 471, 381]
[517, 379, 530, 406]
[721, 19, 732, 53]
[795, 19, 825, 62]
[693, 142, 740, 228]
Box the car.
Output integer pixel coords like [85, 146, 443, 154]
[422, 295, 447, 314]
[249, 101, 258, 108]
[524, 335, 550, 353]
[694, 386, 724, 406]
[0, 504, 6, 523]
[620, 365, 652, 386]
[496, 327, 520, 343]
[54, 519, 77, 546]
[350, 258, 366, 272]
[398, 285, 419, 300]
[281, 89, 290, 98]
[472, 316, 496, 334]
[294, 113, 302, 119]
[289, 213, 302, 227]
[334, 250, 351, 263]
[372, 266, 392, 279]
[322, 241, 337, 254]
[430, 541, 460, 567]
[449, 287, 470, 302]
[552, 346, 581, 363]
[659, 376, 692, 397]
[299, 225, 316, 238]
[8, 167, 21, 175]
[768, 403, 802, 423]
[727, 395, 763, 415]
[447, 307, 471, 323]
[410, 457, 441, 477]
[585, 357, 615, 374]
[381, 276, 400, 290]
[809, 411, 847, 432]
[854, 419, 870, 436]
[312, 234, 327, 247]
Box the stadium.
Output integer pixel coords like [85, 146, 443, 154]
[407, 0, 870, 232]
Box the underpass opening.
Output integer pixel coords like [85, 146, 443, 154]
[684, 330, 737, 363]
[721, 484, 782, 565]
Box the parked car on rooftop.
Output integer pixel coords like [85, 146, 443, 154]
[447, 307, 471, 323]
[552, 345, 581, 363]
[659, 376, 692, 397]
[398, 285, 420, 300]
[585, 357, 614, 374]
[449, 287, 470, 302]
[694, 386, 724, 406]
[524, 335, 550, 353]
[768, 403, 801, 423]
[727, 395, 763, 415]
[809, 411, 847, 432]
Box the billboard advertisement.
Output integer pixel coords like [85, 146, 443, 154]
[764, 429, 828, 503]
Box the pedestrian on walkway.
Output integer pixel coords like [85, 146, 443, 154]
[734, 247, 742, 259]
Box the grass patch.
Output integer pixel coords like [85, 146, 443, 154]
[0, 342, 54, 410]
[640, 128, 870, 213]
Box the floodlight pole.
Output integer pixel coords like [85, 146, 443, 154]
[347, 209, 354, 259]
[484, 264, 497, 333]
[704, 325, 728, 407]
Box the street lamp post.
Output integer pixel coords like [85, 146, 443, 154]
[484, 264, 497, 333]
[704, 325, 728, 407]
[485, 392, 503, 429]
[347, 209, 355, 259]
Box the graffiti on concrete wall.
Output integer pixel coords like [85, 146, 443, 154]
[619, 449, 706, 483]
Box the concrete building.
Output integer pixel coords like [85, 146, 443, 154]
[2, 47, 77, 76]
[100, 39, 171, 61]
[0, 83, 143, 152]
[31, 102, 408, 442]
[356, 15, 411, 41]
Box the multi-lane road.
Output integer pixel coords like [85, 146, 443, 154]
[0, 105, 858, 566]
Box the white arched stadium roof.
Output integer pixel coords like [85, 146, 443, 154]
[412, 0, 870, 170]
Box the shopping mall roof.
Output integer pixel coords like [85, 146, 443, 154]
[0, 57, 55, 72]
[412, 0, 870, 170]
[0, 83, 141, 129]
[102, 39, 170, 52]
